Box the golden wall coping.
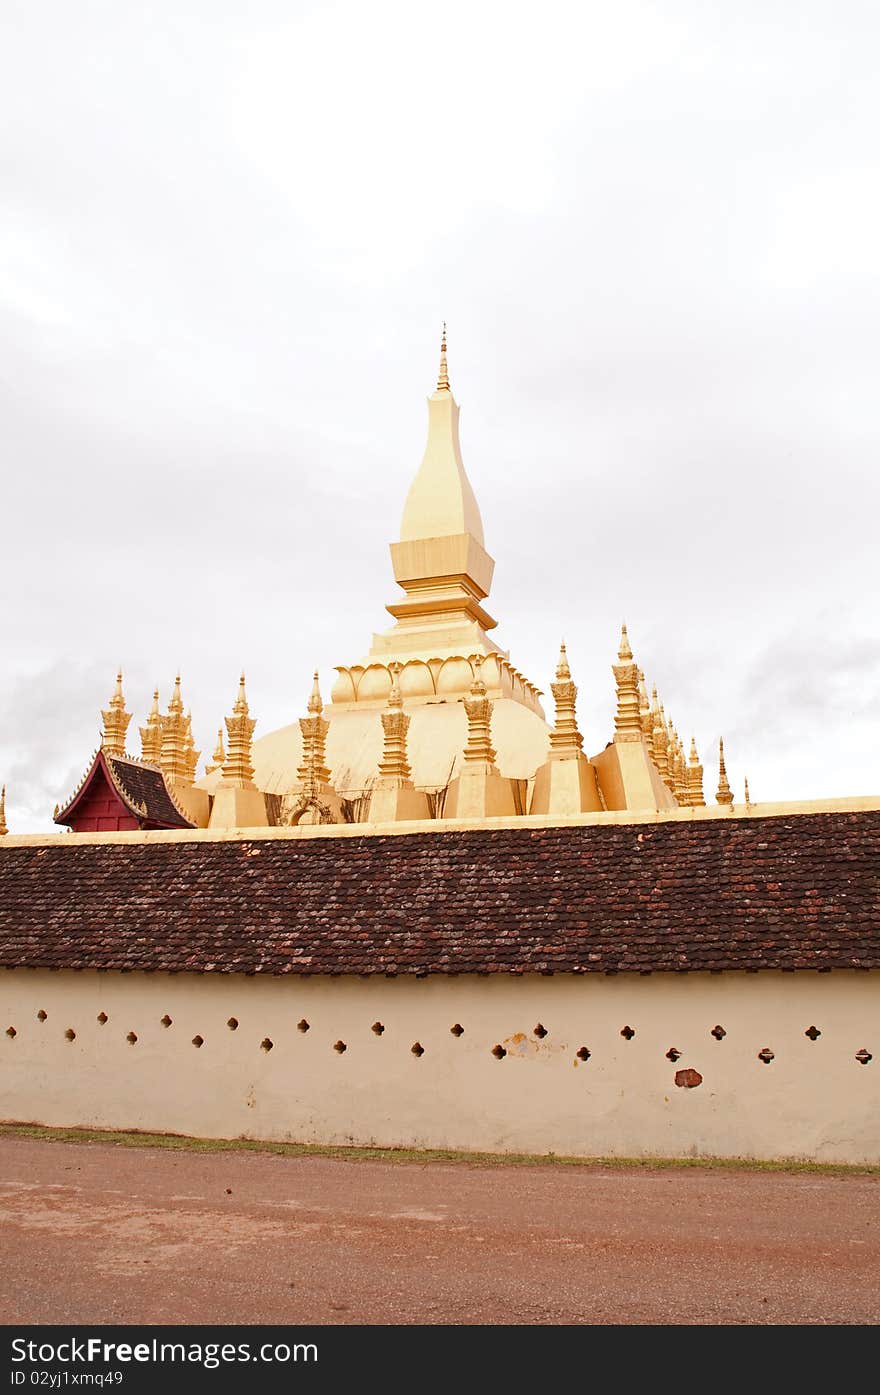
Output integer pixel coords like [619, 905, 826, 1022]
[3, 795, 878, 849]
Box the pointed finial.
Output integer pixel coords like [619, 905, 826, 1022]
[0, 784, 7, 836]
[716, 737, 734, 806]
[212, 728, 225, 763]
[308, 671, 323, 715]
[618, 623, 633, 662]
[234, 672, 249, 715]
[689, 737, 699, 764]
[436, 321, 450, 392]
[744, 775, 751, 805]
[556, 642, 571, 681]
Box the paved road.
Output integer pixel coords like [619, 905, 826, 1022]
[0, 1137, 877, 1325]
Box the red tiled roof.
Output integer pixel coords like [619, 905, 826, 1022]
[54, 751, 195, 831]
[1, 811, 878, 976]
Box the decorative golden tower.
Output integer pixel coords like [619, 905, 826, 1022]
[100, 670, 132, 756]
[531, 644, 603, 816]
[744, 775, 751, 806]
[222, 675, 256, 788]
[297, 672, 331, 792]
[160, 676, 192, 786]
[613, 625, 642, 742]
[183, 712, 200, 784]
[378, 664, 412, 780]
[369, 663, 430, 823]
[549, 643, 584, 756]
[463, 655, 497, 764]
[672, 726, 689, 806]
[205, 728, 226, 777]
[716, 737, 734, 806]
[0, 784, 7, 836]
[139, 689, 163, 766]
[638, 670, 653, 750]
[651, 687, 669, 784]
[446, 654, 516, 819]
[687, 737, 706, 807]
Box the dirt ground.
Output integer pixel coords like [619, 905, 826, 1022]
[0, 1136, 877, 1325]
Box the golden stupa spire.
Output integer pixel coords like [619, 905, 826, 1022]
[205, 727, 226, 777]
[463, 655, 497, 764]
[549, 642, 584, 756]
[139, 688, 163, 765]
[222, 673, 256, 788]
[716, 737, 734, 806]
[613, 624, 641, 743]
[638, 670, 653, 750]
[744, 775, 751, 805]
[183, 710, 200, 783]
[297, 672, 331, 792]
[0, 784, 7, 836]
[651, 687, 670, 785]
[100, 669, 132, 757]
[160, 675, 192, 785]
[687, 737, 706, 807]
[436, 321, 450, 393]
[672, 728, 689, 806]
[378, 662, 412, 781]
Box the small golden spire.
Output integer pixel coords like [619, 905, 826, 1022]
[436, 321, 451, 393]
[638, 669, 653, 748]
[613, 625, 641, 743]
[307, 671, 323, 716]
[651, 687, 670, 785]
[183, 710, 200, 783]
[0, 784, 7, 836]
[160, 676, 192, 785]
[744, 775, 751, 805]
[140, 688, 163, 765]
[388, 662, 403, 710]
[687, 736, 706, 806]
[716, 737, 734, 806]
[550, 642, 584, 756]
[298, 671, 330, 792]
[205, 727, 226, 776]
[463, 654, 497, 764]
[222, 673, 256, 788]
[101, 669, 132, 756]
[378, 663, 412, 780]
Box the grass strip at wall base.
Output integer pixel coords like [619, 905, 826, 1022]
[1, 1121, 878, 1176]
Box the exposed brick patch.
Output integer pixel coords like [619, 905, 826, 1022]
[674, 1068, 703, 1088]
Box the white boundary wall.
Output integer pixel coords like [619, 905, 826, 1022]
[2, 969, 877, 1163]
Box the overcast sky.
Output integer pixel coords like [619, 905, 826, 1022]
[2, 1, 878, 831]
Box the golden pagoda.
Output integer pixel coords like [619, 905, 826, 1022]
[57, 330, 730, 832]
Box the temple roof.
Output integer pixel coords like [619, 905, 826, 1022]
[54, 750, 196, 831]
[3, 810, 878, 975]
